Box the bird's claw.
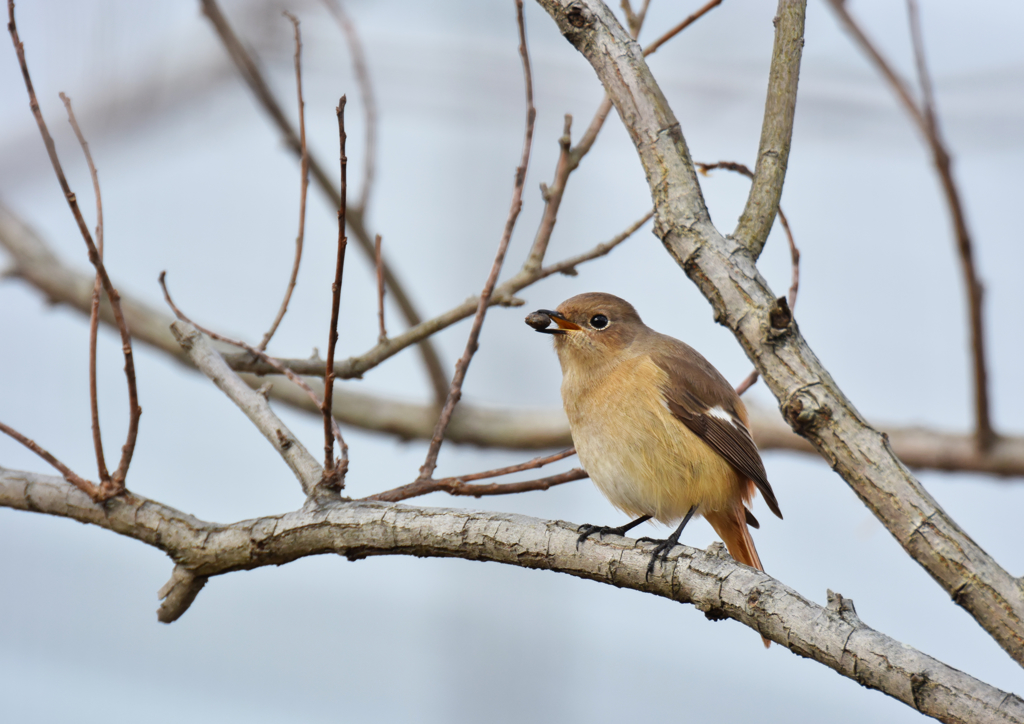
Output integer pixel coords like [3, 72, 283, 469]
[576, 522, 631, 550]
[644, 538, 678, 580]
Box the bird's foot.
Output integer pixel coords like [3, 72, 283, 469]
[642, 505, 697, 581]
[643, 535, 681, 580]
[576, 515, 651, 551]
[576, 523, 626, 550]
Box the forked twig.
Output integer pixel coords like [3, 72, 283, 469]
[59, 92, 109, 483]
[321, 98, 351, 487]
[826, 0, 993, 450]
[695, 161, 800, 396]
[257, 13, 308, 353]
[416, 0, 536, 482]
[8, 0, 139, 495]
[370, 448, 581, 502]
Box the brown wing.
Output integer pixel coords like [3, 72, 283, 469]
[651, 336, 783, 520]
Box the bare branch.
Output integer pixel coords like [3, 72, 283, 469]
[8, 0, 140, 494]
[535, 0, 1024, 664]
[416, 0, 536, 481]
[371, 448, 579, 502]
[198, 0, 450, 406]
[257, 13, 308, 353]
[732, 0, 806, 258]
[641, 0, 723, 57]
[169, 322, 323, 495]
[322, 98, 351, 487]
[825, 0, 992, 451]
[321, 0, 378, 214]
[4, 466, 1024, 724]
[59, 92, 110, 484]
[0, 423, 99, 498]
[375, 234, 387, 342]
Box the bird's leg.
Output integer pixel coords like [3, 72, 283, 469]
[643, 505, 697, 580]
[576, 514, 652, 550]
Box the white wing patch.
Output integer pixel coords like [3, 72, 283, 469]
[707, 405, 740, 428]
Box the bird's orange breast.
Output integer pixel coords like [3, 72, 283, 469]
[561, 355, 743, 524]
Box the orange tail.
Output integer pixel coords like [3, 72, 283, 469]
[704, 501, 770, 648]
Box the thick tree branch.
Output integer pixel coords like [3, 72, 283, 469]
[2, 466, 1022, 724]
[534, 0, 1024, 666]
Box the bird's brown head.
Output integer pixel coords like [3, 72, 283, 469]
[527, 292, 647, 371]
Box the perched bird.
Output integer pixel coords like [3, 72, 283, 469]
[528, 293, 781, 636]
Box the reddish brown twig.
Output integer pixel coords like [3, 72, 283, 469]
[0, 421, 102, 499]
[257, 13, 308, 353]
[368, 468, 587, 503]
[416, 0, 536, 482]
[321, 0, 377, 214]
[199, 0, 449, 406]
[826, 0, 992, 451]
[321, 97, 351, 487]
[59, 92, 109, 484]
[9, 0, 139, 494]
[696, 162, 801, 397]
[370, 448, 578, 502]
[375, 233, 387, 342]
[642, 0, 723, 57]
[159, 272, 345, 453]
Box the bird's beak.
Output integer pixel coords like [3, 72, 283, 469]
[534, 309, 582, 335]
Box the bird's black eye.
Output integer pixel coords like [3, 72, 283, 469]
[590, 314, 609, 329]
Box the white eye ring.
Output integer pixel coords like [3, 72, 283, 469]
[590, 314, 609, 329]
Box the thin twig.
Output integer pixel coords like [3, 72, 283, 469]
[523, 114, 572, 272]
[826, 0, 993, 450]
[416, 0, 536, 482]
[696, 162, 801, 397]
[199, 0, 450, 406]
[371, 448, 577, 502]
[321, 97, 350, 487]
[257, 13, 308, 353]
[375, 233, 387, 342]
[906, 0, 991, 451]
[59, 92, 109, 484]
[0, 421, 100, 498]
[9, 0, 139, 494]
[321, 0, 377, 214]
[367, 468, 587, 503]
[642, 0, 723, 57]
[159, 272, 346, 456]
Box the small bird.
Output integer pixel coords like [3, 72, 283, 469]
[528, 293, 781, 642]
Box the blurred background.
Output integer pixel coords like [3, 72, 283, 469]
[1, 0, 1022, 721]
